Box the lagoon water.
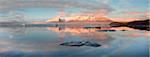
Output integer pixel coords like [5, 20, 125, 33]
[0, 27, 149, 57]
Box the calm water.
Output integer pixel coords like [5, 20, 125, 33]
[0, 27, 149, 57]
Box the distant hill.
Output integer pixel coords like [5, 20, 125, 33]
[110, 19, 150, 31]
[127, 19, 149, 25]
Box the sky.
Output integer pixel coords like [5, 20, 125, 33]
[0, 0, 149, 22]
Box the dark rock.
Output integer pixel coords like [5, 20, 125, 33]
[84, 41, 101, 47]
[60, 41, 84, 47]
[60, 41, 101, 47]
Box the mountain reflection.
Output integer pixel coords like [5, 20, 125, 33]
[47, 27, 114, 42]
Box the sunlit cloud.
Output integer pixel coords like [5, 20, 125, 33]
[108, 11, 150, 22]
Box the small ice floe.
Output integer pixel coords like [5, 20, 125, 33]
[97, 30, 116, 32]
[60, 41, 101, 47]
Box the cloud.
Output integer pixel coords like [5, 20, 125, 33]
[0, 0, 114, 13]
[0, 0, 115, 22]
[0, 11, 26, 22]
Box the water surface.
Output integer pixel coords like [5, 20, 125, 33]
[0, 27, 149, 57]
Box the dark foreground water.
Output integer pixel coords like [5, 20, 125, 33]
[0, 27, 149, 57]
